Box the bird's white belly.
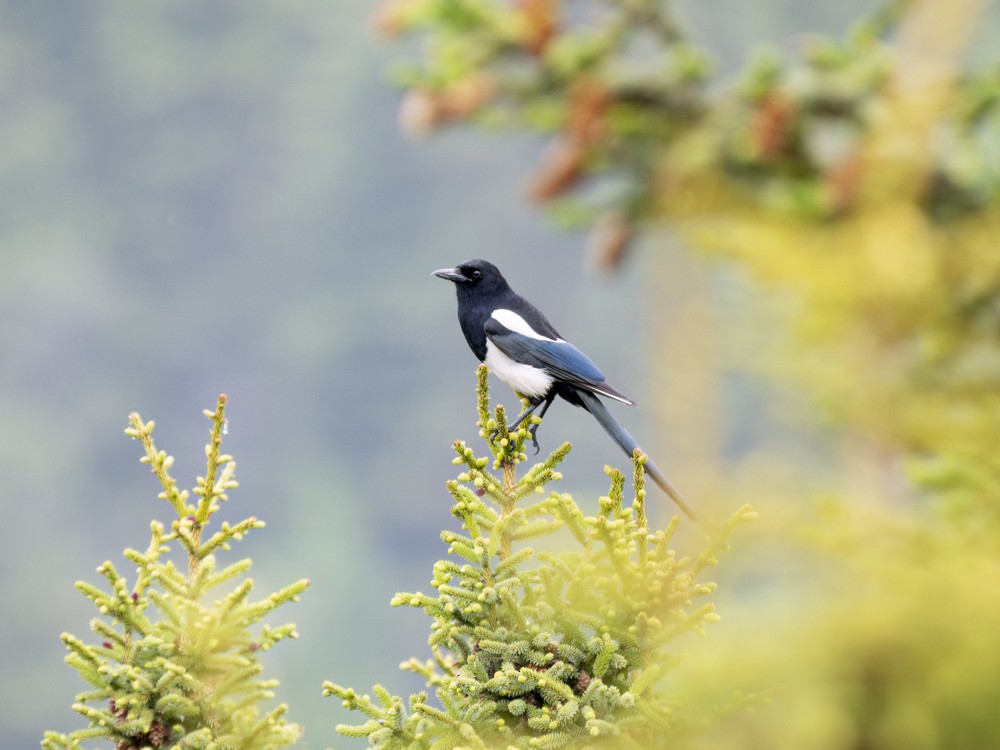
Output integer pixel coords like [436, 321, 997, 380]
[485, 341, 553, 399]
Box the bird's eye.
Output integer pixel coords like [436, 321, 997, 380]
[472, 270, 482, 279]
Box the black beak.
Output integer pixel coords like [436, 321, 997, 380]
[431, 267, 468, 283]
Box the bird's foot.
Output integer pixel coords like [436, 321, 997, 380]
[528, 424, 541, 455]
[488, 426, 511, 446]
[488, 423, 539, 454]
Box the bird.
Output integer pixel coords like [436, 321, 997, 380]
[432, 258, 703, 524]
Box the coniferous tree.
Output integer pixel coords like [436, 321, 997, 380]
[324, 366, 753, 749]
[43, 396, 309, 750]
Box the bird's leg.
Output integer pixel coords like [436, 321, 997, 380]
[493, 394, 556, 453]
[507, 393, 556, 454]
[498, 398, 542, 441]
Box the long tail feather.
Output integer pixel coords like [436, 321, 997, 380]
[576, 390, 707, 527]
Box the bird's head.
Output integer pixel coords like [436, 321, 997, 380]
[431, 259, 510, 296]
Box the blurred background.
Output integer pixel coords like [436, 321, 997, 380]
[5, 1, 1000, 748]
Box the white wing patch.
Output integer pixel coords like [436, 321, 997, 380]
[485, 341, 554, 399]
[491, 309, 562, 342]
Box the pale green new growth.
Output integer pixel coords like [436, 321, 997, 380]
[43, 396, 309, 750]
[324, 366, 754, 748]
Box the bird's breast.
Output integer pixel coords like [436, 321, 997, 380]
[484, 340, 554, 400]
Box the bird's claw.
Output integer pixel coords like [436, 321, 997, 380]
[489, 423, 541, 454]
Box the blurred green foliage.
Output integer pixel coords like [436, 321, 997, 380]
[380, 0, 1000, 226]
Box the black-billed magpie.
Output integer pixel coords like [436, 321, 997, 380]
[432, 258, 702, 524]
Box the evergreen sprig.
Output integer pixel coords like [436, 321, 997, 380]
[324, 366, 753, 748]
[43, 395, 309, 750]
